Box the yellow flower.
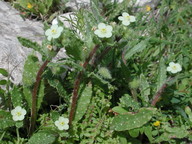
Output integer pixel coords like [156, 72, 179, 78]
[27, 3, 33, 9]
[153, 121, 160, 127]
[146, 5, 151, 12]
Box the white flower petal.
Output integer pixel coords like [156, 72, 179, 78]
[54, 120, 60, 127]
[47, 36, 52, 41]
[52, 19, 58, 25]
[105, 32, 112, 38]
[57, 27, 63, 33]
[98, 23, 106, 29]
[106, 25, 113, 32]
[122, 20, 130, 26]
[122, 12, 129, 17]
[45, 29, 51, 36]
[63, 125, 69, 130]
[51, 24, 58, 30]
[130, 16, 136, 22]
[169, 62, 175, 66]
[167, 67, 171, 72]
[118, 16, 124, 21]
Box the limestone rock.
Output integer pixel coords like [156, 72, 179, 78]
[0, 1, 44, 84]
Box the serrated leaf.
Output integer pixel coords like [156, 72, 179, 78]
[27, 130, 57, 144]
[18, 37, 43, 54]
[112, 106, 128, 114]
[23, 55, 40, 86]
[90, 1, 104, 23]
[144, 126, 153, 142]
[23, 86, 32, 109]
[0, 68, 8, 77]
[157, 58, 167, 90]
[0, 110, 15, 129]
[37, 80, 45, 111]
[48, 79, 67, 100]
[74, 84, 92, 122]
[119, 94, 140, 110]
[111, 108, 156, 131]
[124, 40, 148, 60]
[140, 74, 150, 102]
[11, 86, 23, 107]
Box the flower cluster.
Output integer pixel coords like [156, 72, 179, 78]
[94, 12, 136, 38]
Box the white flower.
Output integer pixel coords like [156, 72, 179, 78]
[45, 25, 63, 41]
[54, 117, 69, 130]
[94, 23, 113, 38]
[118, 12, 136, 26]
[11, 106, 27, 121]
[167, 62, 182, 74]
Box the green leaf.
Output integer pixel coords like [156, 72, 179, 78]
[90, 1, 104, 23]
[37, 80, 45, 111]
[23, 86, 32, 109]
[0, 68, 8, 77]
[112, 106, 128, 114]
[23, 55, 40, 86]
[157, 57, 167, 90]
[18, 37, 43, 54]
[144, 126, 153, 142]
[119, 94, 140, 110]
[129, 128, 140, 138]
[140, 74, 150, 102]
[48, 79, 67, 99]
[154, 126, 189, 143]
[11, 86, 23, 107]
[111, 108, 156, 131]
[0, 110, 15, 129]
[27, 130, 57, 144]
[124, 40, 148, 60]
[74, 84, 92, 122]
[0, 80, 7, 85]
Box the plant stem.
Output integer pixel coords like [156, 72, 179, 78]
[29, 60, 50, 136]
[151, 83, 167, 106]
[69, 45, 99, 125]
[16, 127, 20, 144]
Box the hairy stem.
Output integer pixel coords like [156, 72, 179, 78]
[29, 60, 50, 136]
[69, 45, 99, 125]
[151, 83, 167, 106]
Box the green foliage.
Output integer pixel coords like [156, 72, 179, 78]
[37, 80, 45, 111]
[140, 74, 150, 102]
[27, 130, 58, 144]
[74, 84, 92, 122]
[111, 108, 156, 131]
[2, 0, 192, 143]
[124, 40, 148, 60]
[98, 67, 112, 79]
[16, 0, 60, 17]
[23, 55, 40, 86]
[17, 37, 43, 55]
[119, 94, 140, 110]
[0, 110, 15, 129]
[11, 86, 23, 107]
[0, 68, 8, 77]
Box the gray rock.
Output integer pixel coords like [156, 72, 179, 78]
[0, 1, 44, 84]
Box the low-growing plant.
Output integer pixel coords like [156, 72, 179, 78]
[0, 0, 192, 143]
